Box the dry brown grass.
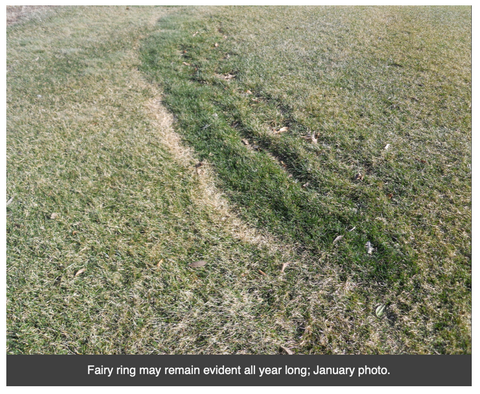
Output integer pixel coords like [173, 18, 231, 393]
[145, 97, 300, 260]
[6, 5, 57, 26]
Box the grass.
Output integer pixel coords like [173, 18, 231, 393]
[7, 6, 471, 355]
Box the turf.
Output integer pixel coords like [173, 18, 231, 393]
[7, 6, 471, 355]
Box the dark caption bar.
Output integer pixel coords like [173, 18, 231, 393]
[7, 354, 471, 386]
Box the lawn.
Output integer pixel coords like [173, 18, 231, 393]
[7, 6, 471, 355]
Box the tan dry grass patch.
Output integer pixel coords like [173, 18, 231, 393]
[145, 96, 299, 262]
[6, 5, 57, 26]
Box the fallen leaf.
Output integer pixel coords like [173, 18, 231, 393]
[302, 132, 317, 143]
[72, 231, 78, 235]
[246, 90, 253, 95]
[365, 241, 374, 254]
[242, 139, 250, 145]
[75, 268, 86, 277]
[387, 193, 393, 199]
[375, 304, 386, 318]
[50, 213, 59, 219]
[354, 173, 364, 181]
[280, 345, 294, 355]
[275, 126, 289, 133]
[333, 235, 343, 244]
[157, 259, 163, 268]
[183, 62, 191, 66]
[189, 260, 207, 268]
